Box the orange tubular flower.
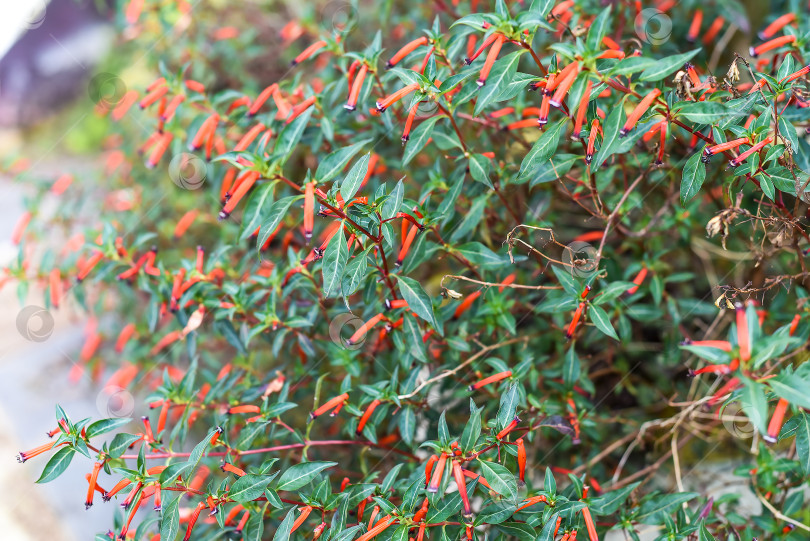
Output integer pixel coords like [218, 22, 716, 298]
[477, 34, 506, 86]
[424, 455, 438, 486]
[462, 469, 492, 490]
[655, 122, 667, 165]
[183, 501, 207, 541]
[185, 80, 206, 93]
[735, 302, 750, 362]
[452, 461, 472, 517]
[224, 504, 245, 526]
[111, 90, 139, 121]
[782, 64, 810, 84]
[516, 494, 548, 511]
[789, 314, 800, 336]
[620, 88, 661, 137]
[703, 17, 725, 45]
[465, 33, 499, 65]
[272, 90, 292, 118]
[546, 62, 578, 93]
[416, 522, 426, 541]
[750, 35, 796, 57]
[157, 400, 170, 434]
[345, 64, 368, 111]
[505, 118, 538, 131]
[228, 405, 261, 415]
[220, 171, 260, 219]
[453, 290, 482, 319]
[356, 399, 382, 434]
[516, 438, 526, 483]
[499, 273, 517, 292]
[687, 9, 703, 42]
[16, 441, 56, 463]
[103, 477, 133, 501]
[493, 105, 517, 117]
[376, 83, 420, 112]
[310, 393, 350, 420]
[573, 80, 592, 139]
[286, 96, 316, 123]
[11, 211, 31, 245]
[496, 417, 520, 440]
[85, 473, 107, 495]
[550, 0, 575, 19]
[690, 363, 734, 376]
[396, 225, 419, 266]
[566, 302, 586, 340]
[537, 75, 554, 126]
[146, 132, 173, 168]
[681, 339, 732, 351]
[235, 510, 250, 533]
[161, 94, 185, 122]
[602, 36, 621, 50]
[597, 49, 625, 59]
[702, 137, 749, 162]
[585, 119, 599, 164]
[248, 84, 279, 116]
[355, 516, 395, 541]
[729, 136, 772, 168]
[174, 209, 199, 238]
[765, 398, 789, 443]
[49, 268, 62, 308]
[347, 313, 385, 345]
[581, 507, 599, 541]
[427, 452, 448, 492]
[139, 84, 168, 109]
[119, 491, 145, 539]
[304, 181, 315, 239]
[291, 40, 327, 66]
[115, 323, 136, 353]
[290, 506, 313, 533]
[643, 122, 664, 144]
[387, 36, 429, 68]
[759, 13, 796, 40]
[77, 251, 104, 282]
[85, 461, 103, 509]
[368, 506, 380, 528]
[626, 267, 648, 295]
[51, 173, 73, 195]
[125, 0, 144, 24]
[234, 123, 267, 152]
[549, 63, 580, 108]
[402, 102, 420, 142]
[347, 59, 360, 86]
[189, 114, 219, 150]
[227, 95, 251, 114]
[469, 370, 512, 391]
[385, 299, 409, 310]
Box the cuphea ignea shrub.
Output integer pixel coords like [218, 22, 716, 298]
[6, 0, 810, 540]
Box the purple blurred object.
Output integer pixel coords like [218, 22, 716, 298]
[0, 0, 113, 127]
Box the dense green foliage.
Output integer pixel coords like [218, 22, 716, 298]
[7, 0, 810, 540]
